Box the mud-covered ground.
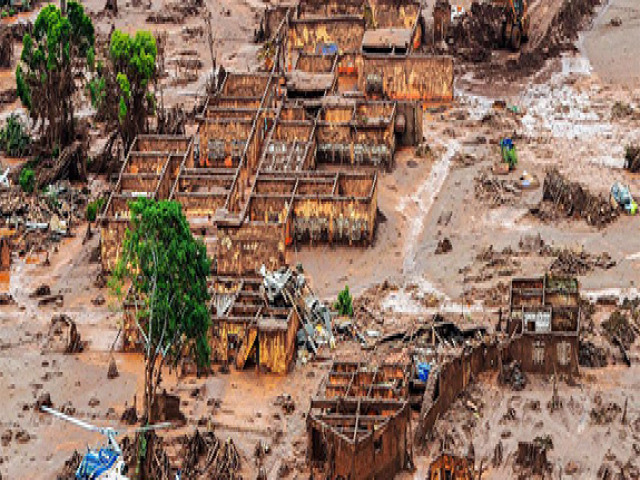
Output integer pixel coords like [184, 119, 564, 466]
[2, 0, 640, 479]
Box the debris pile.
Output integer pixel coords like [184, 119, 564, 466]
[520, 0, 602, 72]
[447, 2, 504, 63]
[445, 0, 602, 76]
[535, 168, 618, 227]
[260, 266, 335, 355]
[43, 315, 83, 354]
[146, 0, 203, 23]
[181, 430, 240, 478]
[624, 145, 640, 172]
[0, 25, 12, 68]
[118, 430, 241, 479]
[550, 249, 616, 276]
[474, 171, 522, 206]
[501, 360, 526, 391]
[435, 237, 452, 254]
[601, 311, 636, 349]
[0, 182, 89, 250]
[579, 340, 608, 368]
[515, 437, 552, 475]
[55, 451, 82, 480]
[37, 142, 86, 189]
[590, 397, 622, 425]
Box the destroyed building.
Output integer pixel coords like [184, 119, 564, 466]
[507, 276, 580, 375]
[307, 361, 412, 479]
[209, 274, 300, 374]
[101, 0, 454, 372]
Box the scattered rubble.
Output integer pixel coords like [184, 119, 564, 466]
[501, 360, 526, 391]
[515, 437, 552, 475]
[579, 340, 608, 367]
[602, 311, 636, 349]
[534, 168, 618, 227]
[42, 315, 83, 354]
[116, 429, 241, 480]
[590, 397, 622, 425]
[447, 2, 504, 63]
[55, 451, 82, 480]
[624, 145, 640, 172]
[435, 237, 452, 255]
[107, 357, 119, 379]
[474, 170, 522, 206]
[550, 249, 616, 276]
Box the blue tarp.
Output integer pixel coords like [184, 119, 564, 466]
[76, 448, 120, 480]
[316, 43, 338, 56]
[417, 363, 431, 382]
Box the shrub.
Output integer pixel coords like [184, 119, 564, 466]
[334, 285, 354, 317]
[19, 168, 35, 193]
[86, 198, 105, 221]
[0, 114, 30, 157]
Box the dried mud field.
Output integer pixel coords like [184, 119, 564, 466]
[1, 0, 640, 479]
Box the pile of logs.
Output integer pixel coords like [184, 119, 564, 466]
[539, 168, 618, 227]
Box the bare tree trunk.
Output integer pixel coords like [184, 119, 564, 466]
[144, 356, 155, 423]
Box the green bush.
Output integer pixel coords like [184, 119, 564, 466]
[86, 198, 105, 221]
[0, 114, 30, 157]
[334, 285, 354, 317]
[19, 168, 35, 193]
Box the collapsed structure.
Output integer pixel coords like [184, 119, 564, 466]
[507, 276, 580, 375]
[102, 0, 454, 369]
[307, 361, 412, 479]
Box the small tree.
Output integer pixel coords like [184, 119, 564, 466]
[335, 285, 354, 317]
[91, 30, 157, 151]
[16, 1, 94, 151]
[0, 114, 30, 156]
[19, 167, 35, 193]
[86, 198, 105, 222]
[111, 199, 211, 423]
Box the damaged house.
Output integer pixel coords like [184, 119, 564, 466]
[308, 361, 412, 479]
[506, 275, 580, 376]
[101, 0, 454, 374]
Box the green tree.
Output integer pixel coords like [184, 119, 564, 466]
[111, 199, 211, 423]
[91, 30, 157, 150]
[335, 285, 354, 317]
[86, 197, 105, 222]
[16, 1, 94, 151]
[19, 167, 35, 193]
[0, 114, 30, 156]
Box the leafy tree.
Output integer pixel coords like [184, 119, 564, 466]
[335, 285, 354, 317]
[91, 30, 157, 150]
[86, 197, 105, 222]
[16, 1, 94, 151]
[0, 114, 30, 156]
[19, 168, 35, 193]
[110, 199, 211, 422]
